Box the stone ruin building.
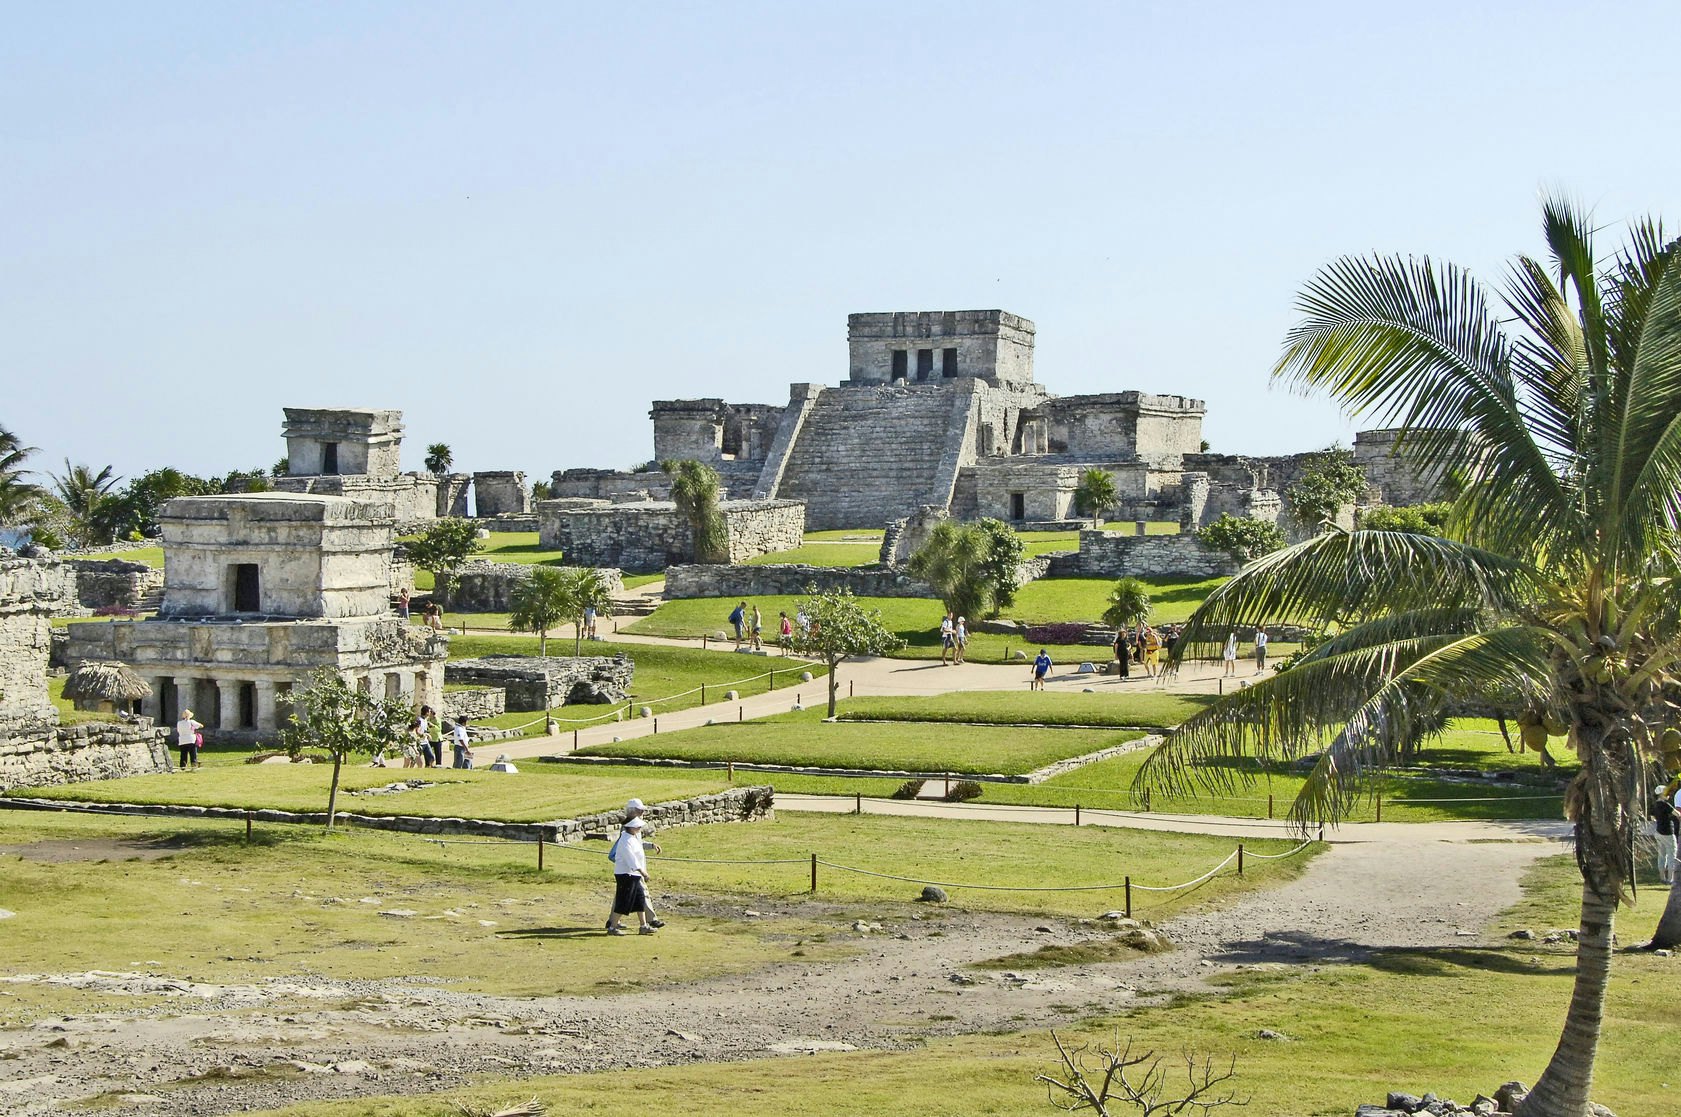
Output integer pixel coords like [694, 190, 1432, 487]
[0, 555, 168, 790]
[553, 309, 1208, 531]
[272, 407, 532, 526]
[67, 492, 448, 741]
[551, 309, 1455, 539]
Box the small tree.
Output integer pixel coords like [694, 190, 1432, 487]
[664, 459, 728, 563]
[1037, 1030, 1242, 1116]
[1195, 515, 1285, 563]
[531, 479, 553, 502]
[1284, 447, 1367, 532]
[404, 518, 482, 603]
[907, 520, 992, 621]
[279, 669, 411, 831]
[50, 461, 121, 546]
[1357, 502, 1453, 535]
[1102, 577, 1152, 633]
[424, 443, 453, 474]
[562, 567, 615, 655]
[271, 456, 290, 477]
[0, 425, 44, 527]
[790, 586, 904, 717]
[1074, 468, 1119, 528]
[508, 566, 572, 656]
[975, 517, 1025, 612]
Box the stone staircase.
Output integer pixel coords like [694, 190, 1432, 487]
[773, 382, 976, 530]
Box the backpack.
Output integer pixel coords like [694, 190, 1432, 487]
[1652, 792, 1679, 837]
[728, 606, 744, 625]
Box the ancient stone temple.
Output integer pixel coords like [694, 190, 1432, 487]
[556, 310, 1208, 531]
[67, 493, 448, 741]
[0, 555, 168, 790]
[273, 407, 447, 522]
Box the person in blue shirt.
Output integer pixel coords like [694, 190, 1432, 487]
[1030, 649, 1053, 691]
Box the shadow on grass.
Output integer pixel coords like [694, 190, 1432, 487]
[498, 925, 614, 940]
[1369, 946, 1575, 979]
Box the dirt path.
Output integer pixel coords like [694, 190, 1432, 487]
[0, 821, 1565, 1116]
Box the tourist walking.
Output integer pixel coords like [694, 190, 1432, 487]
[1112, 627, 1130, 679]
[451, 717, 473, 769]
[417, 705, 441, 767]
[940, 612, 956, 665]
[1653, 780, 1680, 884]
[175, 708, 204, 771]
[1141, 625, 1162, 677]
[582, 604, 597, 641]
[397, 588, 410, 621]
[729, 601, 747, 645]
[954, 616, 969, 664]
[778, 611, 792, 653]
[1030, 648, 1052, 690]
[1254, 627, 1269, 674]
[1222, 631, 1238, 677]
[605, 817, 661, 936]
[425, 602, 444, 632]
[604, 798, 665, 931]
[751, 605, 763, 650]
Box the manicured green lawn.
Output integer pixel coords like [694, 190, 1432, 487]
[69, 545, 164, 568]
[743, 542, 881, 567]
[1010, 574, 1227, 624]
[243, 854, 1669, 1117]
[10, 761, 731, 822]
[576, 710, 1141, 775]
[837, 690, 1210, 728]
[773, 718, 1570, 823]
[802, 528, 885, 542]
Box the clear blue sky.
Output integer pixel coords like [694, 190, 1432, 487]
[6, 1, 1679, 486]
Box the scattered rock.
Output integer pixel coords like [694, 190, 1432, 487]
[743, 910, 762, 918]
[1077, 662, 1096, 674]
[766, 1038, 857, 1054]
[1010, 650, 1028, 660]
[1507, 928, 1535, 940]
[800, 671, 813, 682]
[851, 920, 883, 934]
[0, 909, 14, 920]
[948, 973, 978, 986]
[377, 910, 419, 919]
[1081, 687, 1096, 693]
[331, 1060, 373, 1075]
[1033, 925, 1053, 933]
[1121, 928, 1171, 953]
[919, 886, 948, 903]
[1255, 1029, 1292, 1041]
[725, 690, 739, 701]
[665, 1029, 698, 1043]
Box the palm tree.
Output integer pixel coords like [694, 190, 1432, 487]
[1137, 199, 1681, 1117]
[1102, 577, 1152, 634]
[424, 443, 453, 475]
[664, 459, 728, 563]
[0, 425, 43, 527]
[1073, 468, 1119, 528]
[562, 567, 614, 655]
[907, 520, 992, 621]
[507, 567, 572, 657]
[50, 461, 121, 546]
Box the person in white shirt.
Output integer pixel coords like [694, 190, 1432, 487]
[175, 709, 204, 771]
[606, 817, 660, 936]
[451, 718, 473, 769]
[1254, 627, 1269, 674]
[939, 613, 956, 665]
[1222, 631, 1239, 677]
[604, 798, 665, 932]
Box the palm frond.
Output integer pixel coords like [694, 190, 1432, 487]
[1608, 241, 1681, 563]
[1173, 530, 1544, 653]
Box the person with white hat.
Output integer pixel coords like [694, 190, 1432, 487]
[175, 708, 204, 771]
[605, 798, 664, 934]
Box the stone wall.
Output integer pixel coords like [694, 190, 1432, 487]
[65, 559, 164, 612]
[0, 557, 73, 733]
[1353, 428, 1462, 507]
[445, 654, 634, 712]
[0, 721, 171, 791]
[273, 473, 439, 523]
[1072, 531, 1241, 579]
[537, 499, 805, 573]
[472, 471, 529, 517]
[444, 561, 623, 613]
[435, 474, 471, 518]
[665, 563, 936, 600]
[441, 686, 505, 722]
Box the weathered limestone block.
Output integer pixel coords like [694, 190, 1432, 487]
[1074, 531, 1240, 579]
[441, 686, 505, 722]
[445, 654, 634, 712]
[471, 471, 529, 517]
[65, 559, 164, 612]
[444, 561, 623, 613]
[536, 499, 805, 573]
[0, 722, 171, 791]
[664, 563, 935, 600]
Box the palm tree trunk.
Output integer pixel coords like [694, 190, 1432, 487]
[325, 754, 343, 832]
[1517, 875, 1618, 1116]
[1651, 874, 1681, 949]
[827, 658, 840, 718]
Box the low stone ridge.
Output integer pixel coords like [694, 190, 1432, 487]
[1352, 1081, 1610, 1117]
[0, 721, 171, 791]
[443, 561, 623, 613]
[0, 784, 776, 842]
[664, 562, 935, 600]
[64, 559, 164, 613]
[1071, 531, 1240, 579]
[440, 686, 505, 722]
[537, 498, 804, 572]
[444, 654, 633, 712]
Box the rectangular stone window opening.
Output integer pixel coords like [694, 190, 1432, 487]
[238, 682, 256, 729]
[321, 441, 340, 474]
[1010, 492, 1026, 521]
[231, 563, 261, 613]
[941, 347, 958, 377]
[916, 348, 934, 381]
[891, 350, 908, 382]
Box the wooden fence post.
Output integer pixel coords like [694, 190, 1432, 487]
[1237, 843, 1244, 877]
[537, 834, 545, 871]
[810, 852, 818, 893]
[1125, 876, 1132, 919]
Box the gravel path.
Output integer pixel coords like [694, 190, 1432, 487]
[0, 820, 1565, 1116]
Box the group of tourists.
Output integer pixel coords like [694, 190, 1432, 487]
[1107, 623, 1181, 679]
[605, 796, 665, 935]
[388, 706, 475, 769]
[1652, 775, 1681, 885]
[729, 600, 807, 653]
[938, 612, 969, 665]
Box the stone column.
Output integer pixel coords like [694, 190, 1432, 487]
[254, 681, 278, 730]
[216, 678, 240, 731]
[142, 677, 167, 722]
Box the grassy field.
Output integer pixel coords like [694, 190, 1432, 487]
[744, 542, 881, 567]
[245, 855, 1669, 1117]
[70, 545, 164, 567]
[1010, 574, 1227, 624]
[770, 717, 1571, 823]
[9, 761, 732, 821]
[802, 528, 885, 543]
[837, 690, 1209, 728]
[575, 710, 1143, 775]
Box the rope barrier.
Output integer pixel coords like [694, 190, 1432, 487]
[812, 859, 1135, 892]
[1129, 850, 1239, 892]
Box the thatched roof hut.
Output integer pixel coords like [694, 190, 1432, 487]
[63, 662, 152, 712]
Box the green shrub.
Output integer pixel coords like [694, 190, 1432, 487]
[944, 779, 983, 802]
[892, 779, 926, 800]
[1196, 515, 1285, 561]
